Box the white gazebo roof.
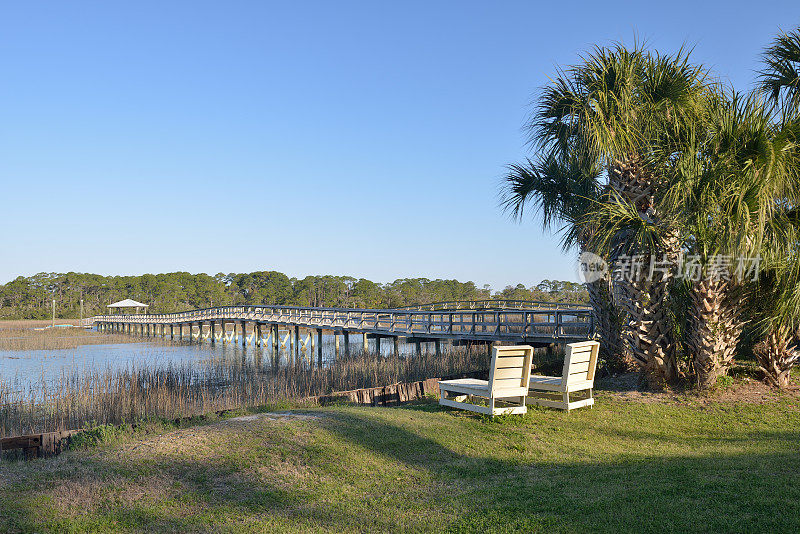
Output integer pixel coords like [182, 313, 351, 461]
[107, 299, 149, 308]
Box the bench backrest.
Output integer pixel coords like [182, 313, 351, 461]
[561, 341, 600, 387]
[488, 345, 534, 394]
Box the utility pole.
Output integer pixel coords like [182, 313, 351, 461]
[80, 299, 84, 327]
[52, 299, 56, 327]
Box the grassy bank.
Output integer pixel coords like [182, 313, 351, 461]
[1, 389, 799, 533]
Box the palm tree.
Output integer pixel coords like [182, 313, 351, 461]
[749, 26, 800, 387]
[502, 153, 628, 370]
[750, 265, 800, 388]
[667, 93, 797, 388]
[759, 27, 800, 117]
[517, 44, 710, 387]
[588, 89, 800, 388]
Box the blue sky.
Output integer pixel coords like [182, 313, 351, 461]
[1, 1, 798, 289]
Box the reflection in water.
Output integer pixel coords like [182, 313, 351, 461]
[0, 332, 454, 391]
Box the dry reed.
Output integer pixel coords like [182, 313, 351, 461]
[0, 346, 492, 438]
[0, 321, 139, 351]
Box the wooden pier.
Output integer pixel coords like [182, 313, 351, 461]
[89, 301, 593, 362]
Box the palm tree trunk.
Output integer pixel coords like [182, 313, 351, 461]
[615, 268, 678, 389]
[586, 274, 629, 371]
[754, 325, 799, 389]
[688, 279, 743, 389]
[608, 157, 678, 388]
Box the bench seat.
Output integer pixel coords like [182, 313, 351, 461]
[439, 346, 533, 417]
[527, 341, 600, 411]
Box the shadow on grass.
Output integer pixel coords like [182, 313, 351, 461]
[318, 406, 800, 533]
[3, 403, 800, 533]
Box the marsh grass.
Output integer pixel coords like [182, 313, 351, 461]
[0, 321, 138, 351]
[0, 345, 492, 438]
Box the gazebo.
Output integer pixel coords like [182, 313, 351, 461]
[107, 299, 149, 315]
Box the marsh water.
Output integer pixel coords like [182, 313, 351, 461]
[0, 328, 448, 390]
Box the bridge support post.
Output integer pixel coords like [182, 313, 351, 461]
[394, 336, 400, 356]
[335, 333, 340, 360]
[309, 329, 315, 365]
[211, 321, 216, 344]
[415, 340, 421, 356]
[344, 332, 350, 358]
[272, 324, 279, 363]
[362, 332, 368, 354]
[317, 329, 323, 366]
[241, 321, 247, 346]
[170, 325, 174, 340]
[375, 336, 381, 355]
[435, 339, 441, 358]
[294, 325, 300, 364]
[256, 323, 262, 346]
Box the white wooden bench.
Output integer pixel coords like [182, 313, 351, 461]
[527, 340, 599, 411]
[438, 345, 533, 416]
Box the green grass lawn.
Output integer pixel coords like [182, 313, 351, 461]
[1, 393, 800, 533]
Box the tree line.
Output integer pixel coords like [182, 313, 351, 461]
[503, 27, 800, 388]
[0, 272, 587, 319]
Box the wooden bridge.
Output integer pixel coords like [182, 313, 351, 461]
[90, 300, 593, 363]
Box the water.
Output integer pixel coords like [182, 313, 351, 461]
[0, 329, 449, 390]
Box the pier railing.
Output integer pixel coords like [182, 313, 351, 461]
[393, 299, 591, 311]
[89, 303, 593, 342]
